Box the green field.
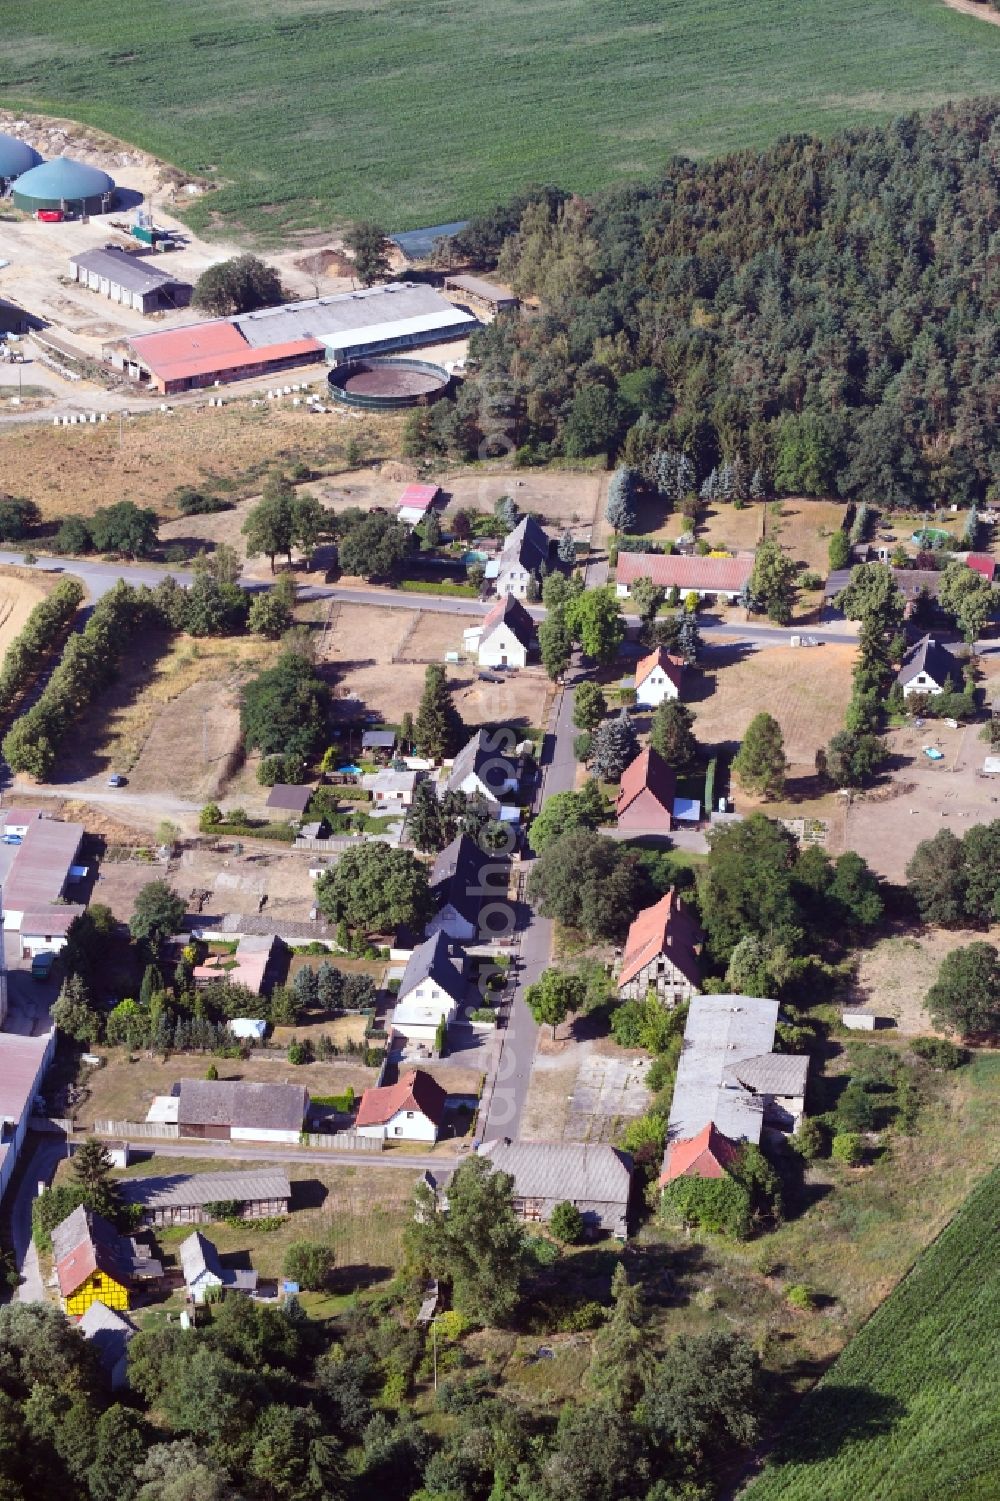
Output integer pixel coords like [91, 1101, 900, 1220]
[1, 0, 999, 236]
[743, 1164, 1000, 1501]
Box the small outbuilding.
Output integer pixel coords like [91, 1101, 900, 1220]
[175, 1078, 308, 1143]
[180, 1230, 258, 1303]
[364, 768, 419, 806]
[266, 784, 313, 818]
[79, 1301, 136, 1391]
[397, 483, 441, 527]
[69, 246, 192, 314]
[121, 1168, 292, 1227]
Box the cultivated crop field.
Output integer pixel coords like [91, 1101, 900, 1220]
[744, 1163, 1000, 1500]
[2, 0, 998, 234]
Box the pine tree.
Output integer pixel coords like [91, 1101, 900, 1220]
[733, 712, 786, 799]
[717, 461, 735, 502]
[700, 468, 719, 503]
[494, 495, 518, 532]
[590, 709, 639, 780]
[414, 664, 465, 759]
[316, 961, 343, 1009]
[293, 965, 319, 1008]
[558, 531, 576, 564]
[650, 701, 698, 771]
[409, 779, 445, 852]
[588, 1263, 653, 1408]
[399, 711, 414, 752]
[676, 613, 701, 664]
[750, 467, 766, 502]
[605, 466, 639, 534]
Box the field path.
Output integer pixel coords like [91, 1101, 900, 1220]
[940, 0, 1000, 24]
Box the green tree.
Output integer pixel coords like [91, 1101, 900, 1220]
[248, 589, 293, 639]
[528, 830, 640, 942]
[414, 663, 465, 759]
[130, 881, 186, 950]
[748, 538, 797, 624]
[828, 528, 851, 569]
[906, 828, 968, 926]
[835, 562, 906, 634]
[338, 513, 413, 581]
[773, 410, 837, 496]
[605, 465, 640, 533]
[629, 575, 665, 635]
[567, 586, 626, 666]
[699, 813, 802, 963]
[345, 221, 392, 285]
[407, 778, 445, 852]
[643, 1331, 763, 1462]
[926, 942, 1000, 1037]
[524, 968, 585, 1039]
[242, 477, 295, 572]
[182, 574, 248, 637]
[589, 708, 638, 780]
[588, 1262, 653, 1408]
[192, 254, 283, 315]
[89, 501, 159, 559]
[650, 699, 698, 771]
[573, 681, 607, 731]
[51, 973, 100, 1044]
[733, 712, 785, 799]
[937, 561, 996, 644]
[527, 780, 605, 853]
[822, 729, 887, 788]
[71, 1138, 121, 1220]
[538, 603, 573, 681]
[86, 1406, 147, 1501]
[407, 1156, 525, 1325]
[962, 822, 1000, 926]
[548, 1200, 584, 1243]
[282, 1240, 335, 1291]
[241, 651, 329, 760]
[0, 496, 40, 542]
[563, 384, 621, 458]
[315, 843, 432, 936]
[136, 1440, 236, 1501]
[831, 1131, 864, 1166]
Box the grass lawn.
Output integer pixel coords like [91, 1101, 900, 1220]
[1, 0, 998, 234]
[743, 1160, 1000, 1500]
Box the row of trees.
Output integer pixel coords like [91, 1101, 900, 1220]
[0, 576, 83, 714]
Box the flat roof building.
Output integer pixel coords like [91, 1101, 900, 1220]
[0, 1029, 56, 1203]
[1, 812, 84, 933]
[69, 246, 191, 315]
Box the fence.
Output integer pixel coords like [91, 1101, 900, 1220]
[93, 1119, 180, 1139]
[92, 1119, 384, 1153]
[300, 1131, 384, 1153]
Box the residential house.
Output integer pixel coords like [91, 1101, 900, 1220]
[634, 647, 684, 708]
[463, 594, 536, 668]
[149, 1079, 308, 1143]
[426, 832, 503, 942]
[363, 768, 420, 806]
[397, 483, 441, 527]
[392, 931, 466, 1041]
[79, 1301, 136, 1391]
[445, 728, 519, 811]
[180, 1229, 258, 1303]
[356, 1068, 448, 1142]
[479, 1140, 633, 1239]
[120, 1168, 292, 1227]
[616, 552, 753, 604]
[617, 891, 702, 1003]
[265, 784, 313, 819]
[492, 516, 551, 599]
[51, 1204, 161, 1315]
[896, 634, 961, 697]
[964, 553, 996, 583]
[615, 747, 676, 833]
[659, 994, 809, 1187]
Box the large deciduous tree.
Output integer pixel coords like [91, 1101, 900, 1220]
[130, 881, 186, 951]
[407, 1156, 525, 1325]
[567, 586, 626, 666]
[241, 651, 329, 760]
[193, 254, 284, 316]
[314, 843, 431, 936]
[926, 942, 1000, 1038]
[748, 538, 797, 624]
[524, 967, 585, 1039]
[528, 830, 640, 942]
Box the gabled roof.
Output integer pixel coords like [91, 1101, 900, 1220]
[479, 1140, 633, 1206]
[119, 1168, 291, 1212]
[617, 551, 753, 592]
[618, 891, 703, 991]
[666, 994, 780, 1146]
[722, 1052, 810, 1097]
[53, 1205, 133, 1297]
[362, 729, 397, 749]
[265, 783, 313, 815]
[446, 728, 516, 798]
[499, 515, 550, 573]
[397, 483, 440, 513]
[399, 931, 465, 1002]
[179, 1229, 224, 1284]
[70, 246, 187, 295]
[356, 1069, 448, 1127]
[616, 746, 676, 821]
[79, 1300, 135, 1375]
[896, 634, 960, 689]
[965, 553, 996, 582]
[635, 647, 684, 692]
[176, 1079, 308, 1132]
[659, 1122, 742, 1185]
[480, 594, 536, 651]
[429, 833, 487, 925]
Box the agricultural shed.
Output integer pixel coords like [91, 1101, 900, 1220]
[69, 246, 191, 314]
[444, 274, 518, 312]
[479, 1140, 633, 1238]
[266, 784, 313, 816]
[175, 1078, 308, 1142]
[397, 483, 441, 525]
[120, 1168, 292, 1227]
[1, 814, 84, 933]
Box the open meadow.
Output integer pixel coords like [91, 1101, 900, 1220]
[2, 0, 998, 234]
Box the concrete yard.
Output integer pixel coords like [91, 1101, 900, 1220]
[519, 1037, 651, 1145]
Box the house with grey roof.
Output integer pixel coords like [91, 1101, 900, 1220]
[393, 931, 466, 1042]
[492, 516, 551, 599]
[79, 1301, 136, 1390]
[445, 729, 519, 810]
[479, 1140, 633, 1238]
[426, 833, 505, 942]
[120, 1168, 292, 1227]
[167, 1079, 308, 1143]
[896, 634, 961, 697]
[180, 1230, 258, 1304]
[363, 767, 420, 806]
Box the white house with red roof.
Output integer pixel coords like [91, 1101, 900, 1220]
[617, 891, 702, 1003]
[634, 647, 684, 708]
[397, 484, 441, 527]
[356, 1069, 448, 1142]
[616, 551, 753, 603]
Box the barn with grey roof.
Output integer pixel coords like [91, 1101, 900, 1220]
[120, 1168, 292, 1227]
[479, 1140, 633, 1238]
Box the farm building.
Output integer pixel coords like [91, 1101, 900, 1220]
[0, 132, 42, 187]
[145, 1079, 308, 1143]
[617, 891, 702, 1003]
[12, 156, 115, 216]
[0, 1029, 56, 1202]
[356, 1068, 448, 1142]
[397, 484, 441, 526]
[79, 1301, 135, 1391]
[266, 784, 313, 817]
[392, 932, 466, 1041]
[659, 995, 809, 1186]
[489, 516, 552, 599]
[443, 274, 518, 313]
[445, 728, 520, 809]
[68, 246, 191, 314]
[120, 1168, 292, 1227]
[479, 1140, 633, 1239]
[463, 594, 536, 668]
[896, 635, 961, 697]
[180, 1230, 258, 1303]
[616, 552, 753, 603]
[0, 809, 85, 941]
[51, 1204, 161, 1316]
[616, 747, 676, 833]
[426, 832, 502, 942]
[115, 283, 476, 394]
[634, 647, 684, 707]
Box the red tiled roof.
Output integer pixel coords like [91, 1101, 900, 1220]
[356, 1069, 448, 1128]
[617, 552, 753, 592]
[616, 746, 676, 820]
[54, 1210, 133, 1297]
[128, 320, 321, 382]
[481, 593, 536, 648]
[398, 484, 440, 512]
[966, 553, 996, 582]
[635, 647, 684, 692]
[618, 891, 703, 991]
[659, 1122, 741, 1186]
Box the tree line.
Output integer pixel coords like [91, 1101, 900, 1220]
[0, 577, 84, 717]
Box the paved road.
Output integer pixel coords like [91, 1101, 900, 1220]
[9, 1132, 69, 1303]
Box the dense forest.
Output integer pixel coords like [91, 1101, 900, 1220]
[425, 100, 1000, 508]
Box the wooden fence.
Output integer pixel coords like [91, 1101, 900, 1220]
[92, 1120, 384, 1153]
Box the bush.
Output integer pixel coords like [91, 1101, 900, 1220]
[792, 1117, 829, 1161]
[283, 1239, 335, 1290]
[786, 1283, 816, 1311]
[831, 1132, 864, 1166]
[548, 1200, 585, 1244]
[661, 1174, 752, 1239]
[911, 1036, 967, 1070]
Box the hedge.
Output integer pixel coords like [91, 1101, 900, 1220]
[0, 577, 84, 717]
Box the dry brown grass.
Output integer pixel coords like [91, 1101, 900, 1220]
[440, 468, 605, 535]
[0, 564, 64, 656]
[694, 640, 856, 766]
[271, 1014, 369, 1049]
[849, 923, 1000, 1032]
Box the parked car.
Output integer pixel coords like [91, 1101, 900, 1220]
[107, 773, 126, 787]
[2, 834, 22, 846]
[30, 952, 56, 981]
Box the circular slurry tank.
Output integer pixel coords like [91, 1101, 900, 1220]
[12, 155, 115, 216]
[0, 133, 42, 185]
[327, 356, 452, 409]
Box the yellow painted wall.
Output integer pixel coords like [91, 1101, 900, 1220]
[65, 1270, 130, 1316]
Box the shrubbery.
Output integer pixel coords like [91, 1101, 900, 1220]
[0, 577, 83, 715]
